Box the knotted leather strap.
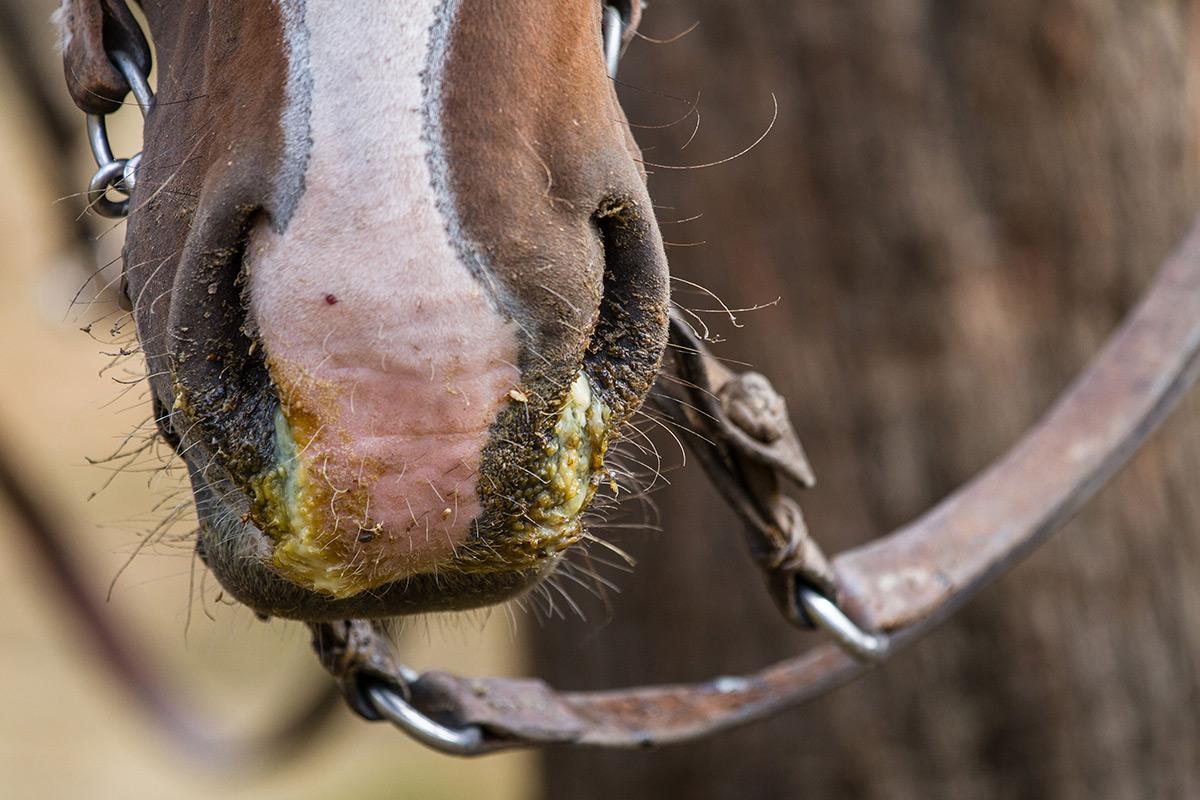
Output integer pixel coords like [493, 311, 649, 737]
[652, 314, 837, 623]
[308, 217, 1200, 753]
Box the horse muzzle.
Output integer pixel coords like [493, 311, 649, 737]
[126, 0, 668, 620]
[164, 187, 667, 620]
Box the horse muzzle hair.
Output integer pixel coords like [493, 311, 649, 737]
[80, 0, 668, 619]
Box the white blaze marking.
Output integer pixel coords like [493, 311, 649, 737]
[247, 0, 520, 588]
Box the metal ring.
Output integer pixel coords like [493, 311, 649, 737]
[83, 49, 155, 218]
[603, 3, 625, 78]
[122, 153, 142, 193]
[364, 680, 485, 756]
[109, 50, 154, 116]
[86, 113, 115, 168]
[88, 159, 131, 218]
[797, 585, 891, 664]
[85, 51, 153, 168]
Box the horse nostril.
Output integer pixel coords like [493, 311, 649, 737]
[585, 194, 672, 412]
[461, 192, 671, 575]
[166, 217, 279, 505]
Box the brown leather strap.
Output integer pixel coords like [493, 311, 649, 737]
[60, 0, 152, 115]
[311, 217, 1200, 754]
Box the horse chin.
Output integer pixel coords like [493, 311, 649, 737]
[239, 367, 613, 604]
[189, 464, 563, 621]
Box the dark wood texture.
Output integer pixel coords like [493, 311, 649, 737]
[533, 2, 1200, 796]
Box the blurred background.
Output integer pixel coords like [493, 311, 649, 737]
[5, 1, 1200, 799]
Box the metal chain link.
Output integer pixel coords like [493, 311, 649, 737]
[85, 49, 153, 218]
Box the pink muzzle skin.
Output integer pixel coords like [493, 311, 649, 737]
[247, 208, 521, 596]
[242, 1, 529, 597]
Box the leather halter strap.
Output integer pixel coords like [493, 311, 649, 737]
[59, 0, 152, 115]
[311, 217, 1200, 753]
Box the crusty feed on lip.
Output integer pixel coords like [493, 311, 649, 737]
[250, 370, 612, 598]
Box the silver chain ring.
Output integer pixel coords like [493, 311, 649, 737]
[85, 50, 154, 219]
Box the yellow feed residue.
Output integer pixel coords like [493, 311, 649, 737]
[251, 372, 611, 594]
[507, 372, 611, 556]
[250, 408, 363, 597]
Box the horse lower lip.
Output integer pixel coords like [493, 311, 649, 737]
[190, 469, 563, 620]
[240, 366, 614, 597]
